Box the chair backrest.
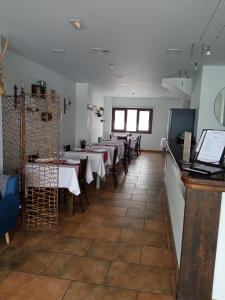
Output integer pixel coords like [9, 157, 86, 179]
[80, 140, 86, 149]
[64, 145, 71, 152]
[137, 135, 141, 146]
[78, 158, 87, 183]
[117, 136, 127, 141]
[5, 176, 19, 197]
[112, 147, 118, 167]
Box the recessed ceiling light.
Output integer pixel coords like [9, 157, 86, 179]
[194, 62, 198, 70]
[89, 48, 111, 55]
[69, 19, 86, 30]
[122, 82, 128, 86]
[51, 49, 67, 54]
[109, 64, 115, 70]
[165, 48, 182, 54]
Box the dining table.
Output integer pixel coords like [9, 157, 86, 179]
[63, 150, 107, 189]
[87, 145, 119, 163]
[25, 159, 90, 216]
[25, 160, 82, 196]
[96, 140, 125, 158]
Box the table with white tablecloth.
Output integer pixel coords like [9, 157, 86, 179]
[63, 151, 106, 188]
[96, 141, 125, 158]
[87, 145, 119, 164]
[25, 163, 82, 196]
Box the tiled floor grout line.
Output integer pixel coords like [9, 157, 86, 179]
[61, 279, 73, 300]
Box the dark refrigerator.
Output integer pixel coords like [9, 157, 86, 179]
[167, 108, 195, 141]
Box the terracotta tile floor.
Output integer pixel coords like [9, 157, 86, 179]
[0, 153, 176, 300]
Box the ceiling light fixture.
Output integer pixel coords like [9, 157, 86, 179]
[194, 62, 198, 70]
[122, 82, 128, 86]
[206, 46, 212, 56]
[69, 19, 86, 30]
[89, 48, 111, 55]
[109, 64, 115, 70]
[51, 49, 67, 54]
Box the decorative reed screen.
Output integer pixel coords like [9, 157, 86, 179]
[24, 93, 60, 230]
[2, 95, 20, 175]
[2, 91, 60, 230]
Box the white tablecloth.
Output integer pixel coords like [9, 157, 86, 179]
[87, 145, 119, 164]
[85, 147, 112, 165]
[64, 151, 106, 178]
[25, 164, 81, 196]
[97, 141, 124, 158]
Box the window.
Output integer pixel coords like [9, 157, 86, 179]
[112, 108, 153, 133]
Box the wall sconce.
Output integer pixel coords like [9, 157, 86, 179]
[64, 97, 71, 114]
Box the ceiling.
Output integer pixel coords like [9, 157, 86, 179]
[1, 0, 225, 98]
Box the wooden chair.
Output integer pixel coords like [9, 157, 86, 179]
[106, 148, 119, 188]
[120, 141, 130, 174]
[135, 135, 142, 156]
[117, 136, 127, 141]
[74, 157, 89, 212]
[64, 145, 71, 152]
[80, 140, 86, 149]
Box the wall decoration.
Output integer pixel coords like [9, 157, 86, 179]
[87, 104, 104, 117]
[64, 97, 71, 114]
[0, 35, 10, 96]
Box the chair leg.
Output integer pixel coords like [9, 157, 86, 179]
[112, 174, 118, 188]
[5, 232, 10, 244]
[79, 195, 85, 212]
[85, 190, 89, 205]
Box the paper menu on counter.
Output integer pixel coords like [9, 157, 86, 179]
[196, 130, 225, 164]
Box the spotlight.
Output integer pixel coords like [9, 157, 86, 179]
[206, 46, 212, 56]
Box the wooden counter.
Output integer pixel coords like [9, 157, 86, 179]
[165, 140, 225, 300]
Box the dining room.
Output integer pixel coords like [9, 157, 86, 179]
[1, 1, 225, 300]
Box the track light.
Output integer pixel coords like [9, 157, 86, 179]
[194, 62, 198, 70]
[206, 46, 212, 56]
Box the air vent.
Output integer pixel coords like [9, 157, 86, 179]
[51, 49, 67, 54]
[112, 74, 126, 79]
[89, 48, 111, 55]
[165, 48, 182, 54]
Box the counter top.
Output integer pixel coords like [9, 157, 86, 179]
[166, 139, 225, 191]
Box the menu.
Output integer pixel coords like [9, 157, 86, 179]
[196, 130, 225, 164]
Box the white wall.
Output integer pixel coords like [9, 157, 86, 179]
[103, 97, 182, 151]
[3, 50, 76, 150]
[75, 84, 104, 146]
[191, 68, 202, 138]
[75, 83, 89, 146]
[196, 66, 225, 139]
[90, 89, 104, 143]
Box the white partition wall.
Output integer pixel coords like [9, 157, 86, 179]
[164, 151, 185, 265]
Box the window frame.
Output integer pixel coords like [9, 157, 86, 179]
[111, 107, 153, 134]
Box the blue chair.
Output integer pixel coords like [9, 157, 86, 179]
[0, 176, 20, 244]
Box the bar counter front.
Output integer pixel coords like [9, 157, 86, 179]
[164, 140, 225, 300]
